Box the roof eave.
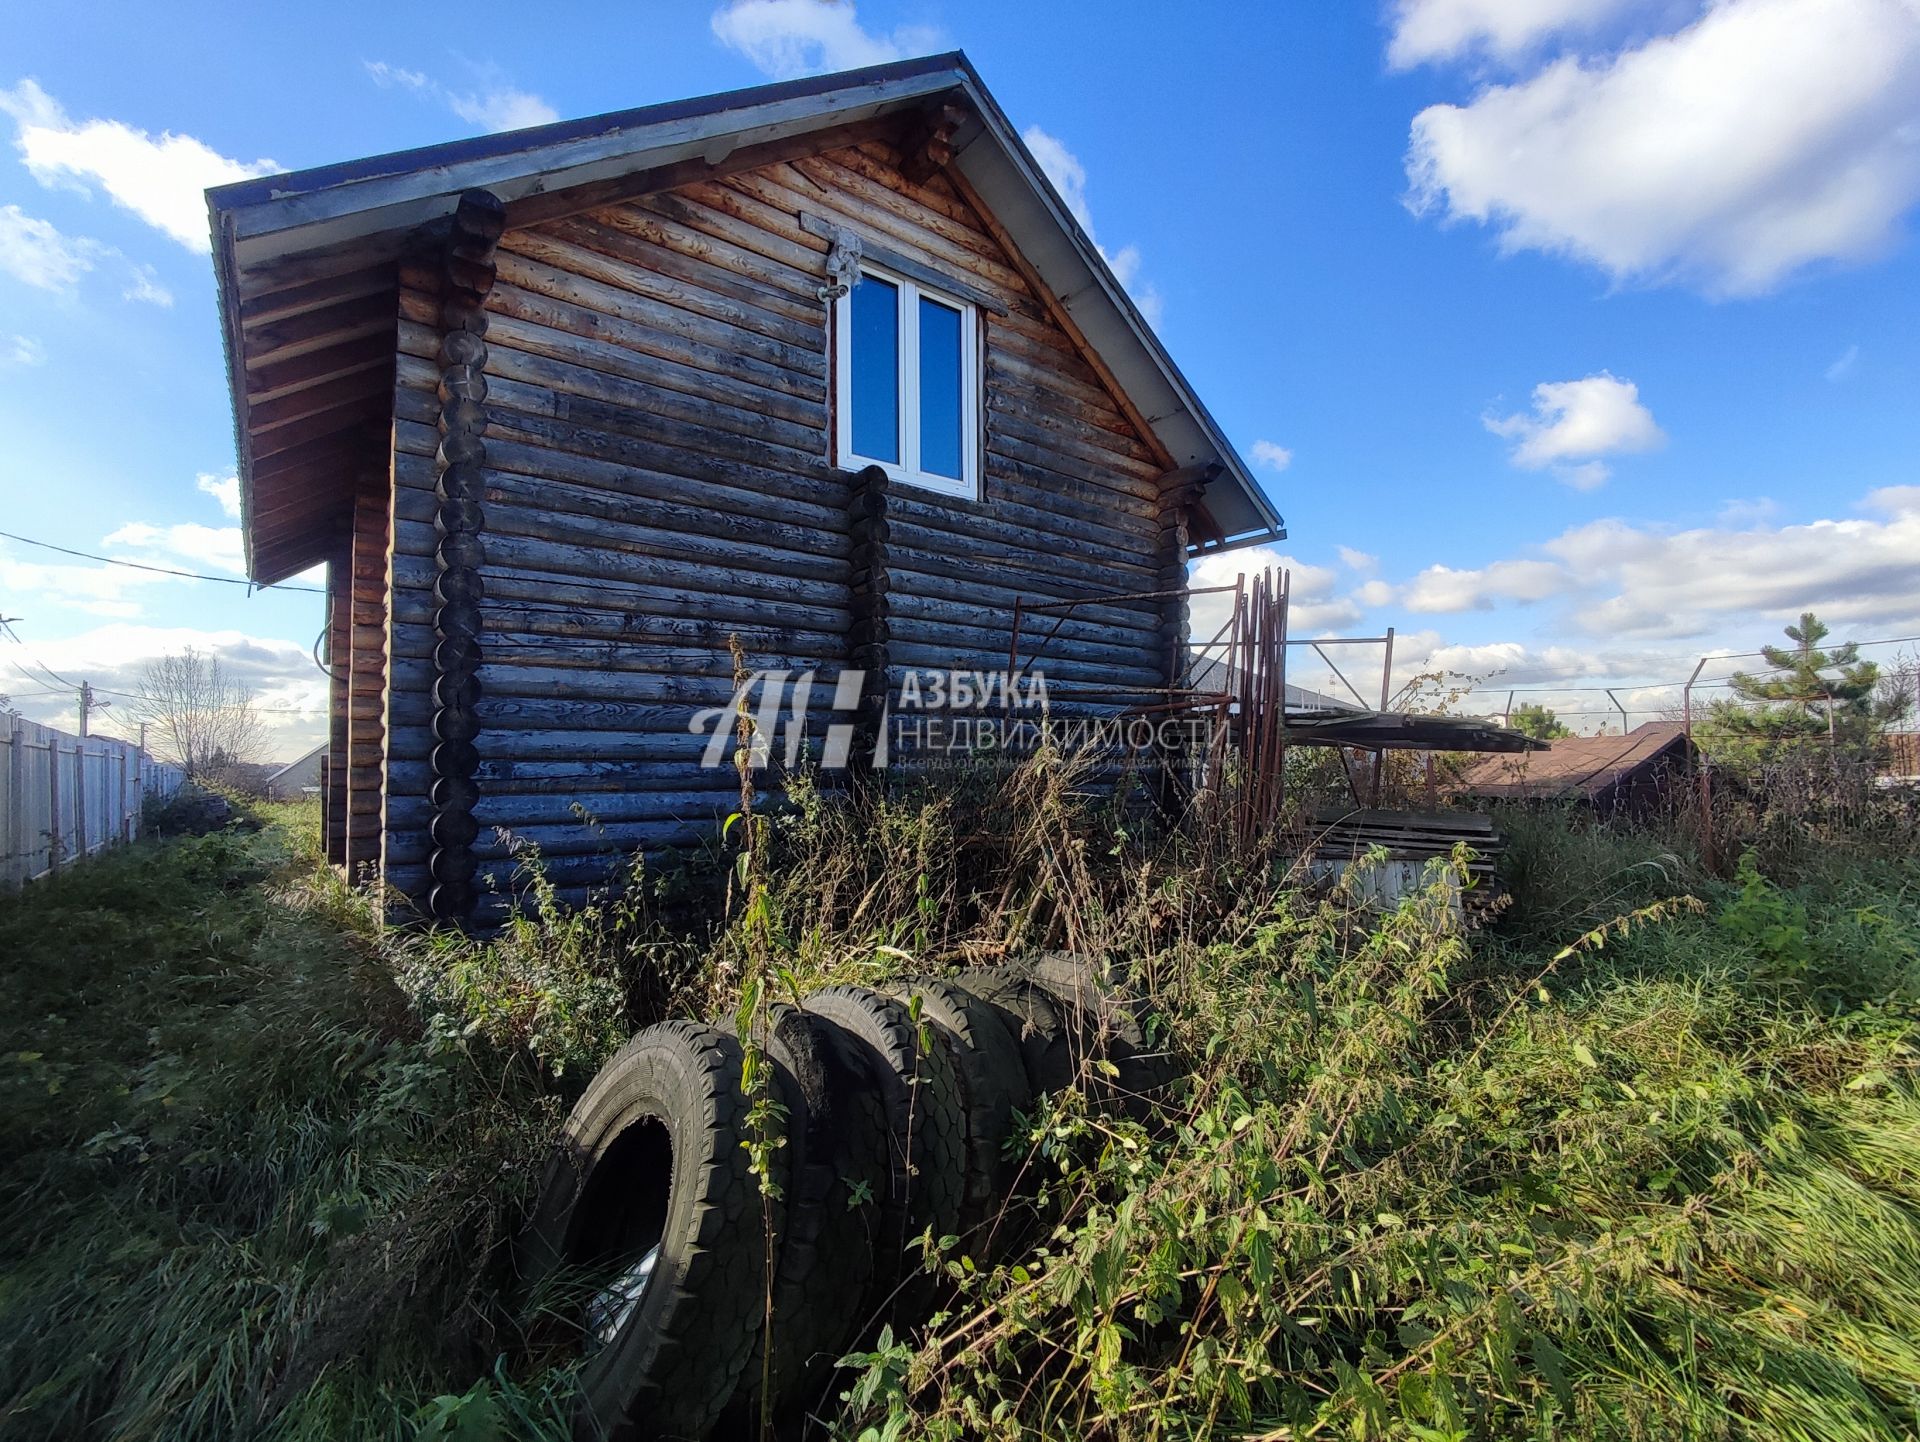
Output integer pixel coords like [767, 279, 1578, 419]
[210, 51, 1284, 574]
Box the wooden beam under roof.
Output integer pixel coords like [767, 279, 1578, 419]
[250, 396, 391, 463]
[242, 290, 395, 369]
[245, 332, 391, 403]
[238, 265, 393, 327]
[247, 367, 394, 434]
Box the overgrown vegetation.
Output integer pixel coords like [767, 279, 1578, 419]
[0, 803, 567, 1441]
[4, 747, 1918, 1440]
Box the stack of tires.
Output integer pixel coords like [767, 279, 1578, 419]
[519, 955, 1171, 1442]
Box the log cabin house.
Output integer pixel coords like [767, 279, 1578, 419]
[209, 54, 1286, 924]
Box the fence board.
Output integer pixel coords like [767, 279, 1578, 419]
[0, 715, 184, 889]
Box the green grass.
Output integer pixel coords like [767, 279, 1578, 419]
[0, 802, 568, 1441]
[5, 775, 1918, 1441]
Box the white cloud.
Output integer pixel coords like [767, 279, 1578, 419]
[1716, 495, 1779, 525]
[2, 333, 44, 366]
[0, 203, 173, 306]
[1402, 558, 1572, 612]
[1355, 578, 1397, 607]
[448, 87, 559, 132]
[1372, 484, 1920, 647]
[2, 623, 327, 757]
[0, 203, 95, 290]
[363, 61, 432, 93]
[103, 521, 246, 575]
[710, 0, 941, 78]
[0, 544, 175, 619]
[1250, 439, 1294, 472]
[1825, 343, 1861, 381]
[1485, 372, 1664, 486]
[1022, 124, 1165, 327]
[363, 59, 559, 133]
[1022, 125, 1093, 232]
[1188, 547, 1364, 642]
[1387, 0, 1639, 68]
[0, 79, 278, 251]
[197, 472, 241, 519]
[121, 264, 172, 307]
[1403, 0, 1920, 295]
[1338, 546, 1379, 573]
[1545, 486, 1920, 637]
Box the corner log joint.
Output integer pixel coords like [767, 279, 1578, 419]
[426, 188, 505, 924]
[844, 464, 892, 771]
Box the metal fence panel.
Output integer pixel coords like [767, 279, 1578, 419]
[1, 714, 186, 890]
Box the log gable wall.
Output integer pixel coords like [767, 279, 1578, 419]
[375, 137, 1176, 916]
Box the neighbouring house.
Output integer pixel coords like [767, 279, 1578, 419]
[1453, 721, 1698, 817]
[209, 54, 1286, 924]
[263, 743, 326, 801]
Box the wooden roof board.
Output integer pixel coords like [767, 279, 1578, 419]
[1453, 721, 1694, 801]
[208, 52, 1285, 583]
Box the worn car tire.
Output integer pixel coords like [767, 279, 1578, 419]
[888, 976, 1034, 1255]
[520, 1020, 783, 1442]
[1019, 953, 1180, 1121]
[946, 965, 1077, 1098]
[801, 985, 966, 1292]
[718, 1005, 893, 1436]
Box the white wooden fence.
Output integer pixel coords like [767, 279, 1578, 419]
[1, 714, 186, 890]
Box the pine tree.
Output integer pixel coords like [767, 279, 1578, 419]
[1508, 702, 1572, 741]
[1705, 612, 1899, 761]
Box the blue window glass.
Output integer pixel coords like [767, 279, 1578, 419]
[918, 297, 964, 480]
[850, 276, 899, 464]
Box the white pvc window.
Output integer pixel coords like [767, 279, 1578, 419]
[835, 263, 980, 499]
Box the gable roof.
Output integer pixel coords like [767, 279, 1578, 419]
[263, 741, 326, 785]
[1453, 721, 1695, 802]
[208, 52, 1285, 585]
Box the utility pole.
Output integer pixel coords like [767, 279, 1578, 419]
[77, 681, 109, 738]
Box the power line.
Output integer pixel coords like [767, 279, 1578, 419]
[0, 623, 84, 691]
[1455, 632, 1920, 699]
[0, 528, 326, 594]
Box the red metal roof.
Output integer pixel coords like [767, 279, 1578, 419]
[1452, 721, 1694, 801]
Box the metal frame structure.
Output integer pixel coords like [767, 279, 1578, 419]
[1005, 567, 1526, 843]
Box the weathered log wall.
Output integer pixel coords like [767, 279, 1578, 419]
[346, 485, 388, 876]
[325, 550, 350, 865]
[372, 135, 1177, 914]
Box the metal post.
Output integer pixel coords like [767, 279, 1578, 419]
[1276, 568, 1290, 819]
[5, 714, 20, 889]
[74, 739, 87, 861]
[1368, 627, 1394, 805]
[77, 681, 90, 738]
[1606, 688, 1628, 734]
[47, 734, 61, 875]
[1683, 656, 1711, 871]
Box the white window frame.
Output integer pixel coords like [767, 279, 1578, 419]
[834, 262, 981, 500]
